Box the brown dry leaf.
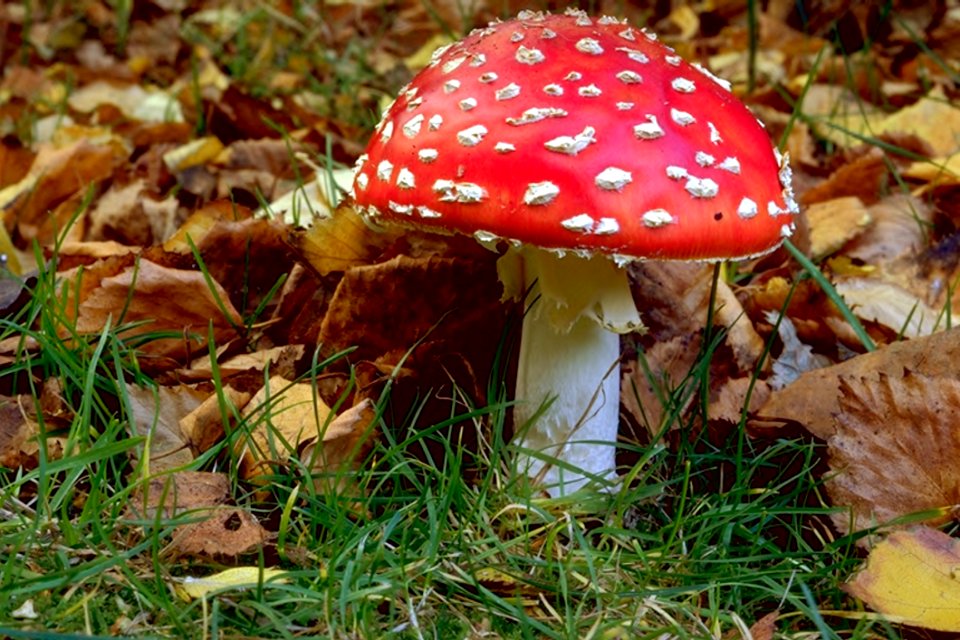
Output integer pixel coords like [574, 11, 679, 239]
[186, 345, 306, 381]
[127, 471, 229, 521]
[844, 195, 930, 267]
[0, 137, 126, 244]
[236, 376, 334, 482]
[766, 312, 831, 389]
[293, 205, 402, 276]
[631, 261, 763, 373]
[845, 527, 960, 632]
[169, 508, 270, 560]
[832, 277, 946, 338]
[163, 200, 246, 254]
[804, 197, 872, 259]
[747, 610, 779, 640]
[801, 147, 892, 206]
[301, 398, 377, 495]
[125, 383, 208, 472]
[754, 327, 960, 439]
[0, 398, 39, 469]
[708, 377, 771, 424]
[622, 334, 701, 437]
[179, 386, 252, 454]
[826, 372, 960, 535]
[794, 84, 886, 149]
[87, 180, 180, 245]
[876, 87, 960, 157]
[74, 258, 243, 362]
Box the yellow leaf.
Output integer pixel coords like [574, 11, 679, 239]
[846, 527, 960, 632]
[177, 567, 288, 600]
[163, 137, 224, 172]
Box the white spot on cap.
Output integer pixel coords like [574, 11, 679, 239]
[494, 142, 516, 153]
[594, 218, 620, 235]
[356, 172, 369, 190]
[616, 47, 649, 63]
[379, 120, 394, 142]
[666, 166, 688, 180]
[692, 62, 732, 91]
[459, 97, 478, 111]
[561, 213, 595, 232]
[478, 72, 498, 83]
[617, 102, 635, 111]
[708, 122, 722, 144]
[433, 179, 487, 203]
[695, 151, 715, 167]
[617, 70, 643, 84]
[418, 148, 439, 163]
[619, 28, 636, 41]
[642, 209, 674, 228]
[596, 167, 632, 191]
[564, 71, 582, 81]
[428, 114, 443, 131]
[418, 206, 442, 218]
[768, 201, 784, 216]
[388, 201, 414, 215]
[543, 83, 563, 96]
[430, 43, 453, 63]
[665, 55, 682, 66]
[376, 160, 394, 182]
[506, 107, 568, 126]
[524, 181, 560, 205]
[634, 115, 664, 139]
[544, 126, 596, 155]
[406, 97, 423, 110]
[457, 124, 488, 146]
[642, 29, 657, 41]
[396, 168, 416, 189]
[598, 15, 622, 25]
[542, 29, 557, 39]
[781, 223, 795, 238]
[671, 77, 696, 93]
[516, 46, 545, 65]
[578, 84, 602, 97]
[443, 56, 467, 73]
[496, 83, 521, 100]
[685, 176, 719, 198]
[737, 198, 758, 219]
[469, 53, 487, 67]
[511, 31, 524, 43]
[576, 38, 604, 55]
[718, 157, 741, 173]
[444, 79, 461, 94]
[671, 108, 696, 126]
[403, 114, 425, 138]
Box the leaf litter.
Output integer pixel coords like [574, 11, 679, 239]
[3, 0, 960, 633]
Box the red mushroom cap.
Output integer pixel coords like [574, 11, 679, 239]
[352, 9, 797, 262]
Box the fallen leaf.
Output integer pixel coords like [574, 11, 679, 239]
[846, 527, 960, 632]
[73, 258, 243, 363]
[826, 373, 960, 535]
[169, 508, 270, 560]
[127, 471, 229, 521]
[804, 197, 872, 259]
[301, 397, 377, 495]
[292, 204, 402, 275]
[876, 87, 960, 157]
[177, 567, 288, 601]
[708, 377, 771, 424]
[179, 386, 252, 454]
[124, 383, 207, 472]
[754, 327, 960, 439]
[236, 376, 334, 482]
[833, 277, 946, 338]
[621, 334, 701, 437]
[764, 312, 831, 389]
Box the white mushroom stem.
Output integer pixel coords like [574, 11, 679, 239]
[498, 248, 644, 495]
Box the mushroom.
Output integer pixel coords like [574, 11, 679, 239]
[351, 9, 797, 495]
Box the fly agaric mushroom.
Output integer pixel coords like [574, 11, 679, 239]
[352, 9, 797, 495]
